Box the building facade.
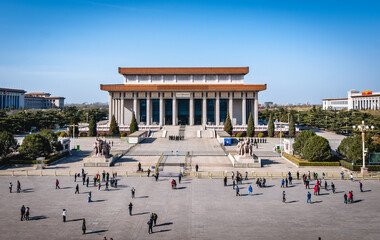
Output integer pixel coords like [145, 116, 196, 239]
[24, 92, 65, 109]
[323, 89, 380, 110]
[0, 88, 25, 109]
[101, 67, 267, 129]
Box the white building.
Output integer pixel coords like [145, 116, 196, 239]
[25, 92, 65, 109]
[0, 88, 25, 109]
[323, 89, 380, 110]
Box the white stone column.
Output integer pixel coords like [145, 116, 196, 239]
[242, 92, 247, 125]
[146, 93, 151, 125]
[133, 93, 138, 123]
[254, 93, 259, 126]
[215, 93, 220, 125]
[159, 93, 164, 126]
[202, 92, 207, 125]
[172, 93, 177, 125]
[109, 93, 112, 123]
[229, 92, 233, 120]
[121, 97, 125, 126]
[190, 93, 194, 125]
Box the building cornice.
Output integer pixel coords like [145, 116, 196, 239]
[118, 67, 249, 75]
[100, 84, 266, 91]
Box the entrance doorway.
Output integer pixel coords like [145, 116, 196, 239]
[178, 99, 189, 125]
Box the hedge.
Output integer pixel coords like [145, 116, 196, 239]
[340, 160, 380, 171]
[257, 133, 264, 138]
[282, 152, 340, 166]
[2, 151, 70, 165]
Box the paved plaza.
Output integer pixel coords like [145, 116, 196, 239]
[1, 176, 379, 240]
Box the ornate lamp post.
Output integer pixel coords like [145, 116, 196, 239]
[353, 121, 374, 174]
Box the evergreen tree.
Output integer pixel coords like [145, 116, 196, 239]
[0, 131, 19, 158]
[293, 130, 316, 155]
[129, 112, 139, 134]
[88, 116, 97, 137]
[19, 134, 52, 159]
[223, 112, 233, 136]
[246, 112, 255, 137]
[302, 135, 332, 161]
[288, 114, 295, 136]
[109, 115, 120, 136]
[268, 113, 274, 137]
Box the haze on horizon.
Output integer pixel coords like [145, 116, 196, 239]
[0, 0, 379, 105]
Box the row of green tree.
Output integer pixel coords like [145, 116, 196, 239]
[259, 106, 380, 134]
[0, 130, 63, 162]
[0, 106, 108, 134]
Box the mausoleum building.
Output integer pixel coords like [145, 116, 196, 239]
[100, 67, 266, 130]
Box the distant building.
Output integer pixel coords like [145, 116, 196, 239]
[24, 92, 65, 109]
[323, 89, 380, 110]
[263, 102, 273, 107]
[0, 88, 26, 109]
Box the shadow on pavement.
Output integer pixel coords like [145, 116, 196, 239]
[86, 230, 108, 234]
[155, 222, 173, 227]
[67, 218, 83, 222]
[153, 229, 171, 233]
[133, 212, 149, 216]
[30, 215, 48, 221]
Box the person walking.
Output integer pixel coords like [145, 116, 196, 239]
[105, 181, 109, 191]
[331, 182, 335, 193]
[317, 185, 320, 195]
[98, 181, 101, 191]
[62, 209, 67, 222]
[359, 181, 363, 192]
[231, 171, 235, 180]
[86, 177, 89, 187]
[20, 205, 25, 221]
[307, 192, 312, 204]
[147, 168, 151, 177]
[152, 213, 158, 226]
[82, 218, 86, 235]
[25, 207, 30, 221]
[129, 202, 133, 216]
[324, 181, 328, 190]
[285, 178, 288, 187]
[297, 171, 300, 180]
[341, 171, 344, 180]
[155, 172, 159, 181]
[147, 218, 153, 234]
[236, 186, 240, 196]
[131, 187, 136, 199]
[195, 164, 199, 172]
[74, 173, 77, 182]
[178, 172, 182, 184]
[350, 173, 353, 182]
[248, 185, 253, 196]
[232, 180, 236, 190]
[224, 177, 227, 186]
[74, 184, 79, 194]
[344, 193, 348, 204]
[314, 186, 318, 196]
[56, 179, 60, 189]
[9, 182, 12, 193]
[88, 191, 92, 202]
[281, 179, 285, 188]
[17, 180, 21, 192]
[245, 171, 248, 180]
[282, 191, 286, 203]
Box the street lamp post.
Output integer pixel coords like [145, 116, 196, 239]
[69, 124, 78, 151]
[353, 121, 374, 174]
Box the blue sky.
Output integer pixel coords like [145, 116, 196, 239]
[0, 0, 379, 104]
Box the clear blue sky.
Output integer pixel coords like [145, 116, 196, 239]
[1, 0, 379, 104]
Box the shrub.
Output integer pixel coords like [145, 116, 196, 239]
[80, 132, 87, 137]
[282, 153, 339, 166]
[223, 112, 233, 136]
[100, 132, 106, 137]
[19, 134, 52, 159]
[246, 112, 255, 137]
[109, 115, 120, 136]
[235, 132, 243, 138]
[0, 131, 19, 158]
[121, 132, 127, 137]
[338, 135, 362, 164]
[293, 130, 316, 155]
[278, 132, 285, 138]
[258, 133, 264, 138]
[302, 135, 332, 162]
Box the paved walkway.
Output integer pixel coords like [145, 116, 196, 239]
[1, 176, 379, 239]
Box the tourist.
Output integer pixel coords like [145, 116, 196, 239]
[106, 172, 109, 182]
[25, 207, 30, 221]
[115, 179, 118, 188]
[88, 191, 92, 202]
[62, 209, 67, 222]
[348, 191, 352, 203]
[224, 176, 227, 186]
[297, 171, 300, 180]
[102, 171, 106, 181]
[282, 191, 286, 203]
[289, 175, 293, 185]
[20, 205, 25, 221]
[359, 181, 363, 192]
[93, 176, 97, 186]
[129, 202, 133, 216]
[245, 171, 248, 180]
[138, 162, 142, 171]
[75, 184, 79, 194]
[236, 186, 240, 196]
[9, 182, 12, 193]
[17, 180, 21, 193]
[131, 187, 136, 198]
[314, 186, 318, 196]
[248, 185, 253, 196]
[307, 192, 312, 204]
[341, 171, 344, 180]
[233, 180, 236, 189]
[317, 185, 320, 195]
[263, 178, 266, 187]
[344, 193, 348, 204]
[179, 172, 182, 184]
[322, 172, 325, 180]
[147, 168, 151, 177]
[98, 181, 101, 190]
[82, 219, 86, 235]
[350, 173, 353, 182]
[105, 181, 109, 191]
[155, 172, 159, 181]
[56, 179, 60, 189]
[195, 164, 199, 172]
[82, 173, 86, 185]
[152, 213, 158, 226]
[324, 181, 328, 190]
[74, 173, 77, 182]
[285, 178, 288, 187]
[331, 182, 335, 193]
[147, 217, 153, 234]
[86, 177, 89, 187]
[281, 179, 285, 188]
